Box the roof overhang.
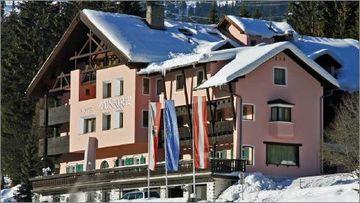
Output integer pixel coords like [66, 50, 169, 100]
[26, 11, 132, 97]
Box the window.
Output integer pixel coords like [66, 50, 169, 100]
[114, 111, 123, 128]
[84, 118, 96, 133]
[102, 114, 111, 130]
[176, 75, 184, 91]
[265, 142, 300, 166]
[85, 88, 90, 96]
[242, 146, 254, 165]
[243, 104, 254, 120]
[140, 156, 146, 164]
[114, 79, 124, 96]
[66, 164, 83, 173]
[103, 82, 111, 98]
[142, 110, 149, 127]
[273, 68, 286, 85]
[197, 70, 205, 86]
[156, 78, 163, 95]
[125, 157, 134, 165]
[143, 78, 150, 95]
[216, 150, 227, 159]
[271, 107, 291, 122]
[100, 160, 109, 169]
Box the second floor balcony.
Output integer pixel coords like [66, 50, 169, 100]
[39, 105, 70, 126]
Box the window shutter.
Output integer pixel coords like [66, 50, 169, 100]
[79, 118, 84, 134]
[114, 79, 120, 96]
[114, 112, 120, 128]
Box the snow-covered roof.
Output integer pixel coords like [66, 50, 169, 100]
[226, 15, 295, 38]
[196, 42, 339, 89]
[293, 36, 359, 91]
[137, 44, 240, 75]
[82, 9, 227, 63]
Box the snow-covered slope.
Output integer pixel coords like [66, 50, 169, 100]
[217, 172, 359, 202]
[1, 185, 20, 203]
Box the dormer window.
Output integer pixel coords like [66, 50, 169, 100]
[268, 99, 294, 122]
[178, 28, 194, 36]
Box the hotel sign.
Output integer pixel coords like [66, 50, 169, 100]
[99, 96, 132, 111]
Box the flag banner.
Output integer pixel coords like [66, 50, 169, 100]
[148, 102, 161, 171]
[193, 96, 210, 169]
[164, 100, 180, 172]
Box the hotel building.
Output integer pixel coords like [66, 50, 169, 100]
[27, 3, 358, 202]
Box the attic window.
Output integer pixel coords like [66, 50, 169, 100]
[178, 28, 193, 36]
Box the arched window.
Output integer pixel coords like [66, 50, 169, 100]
[100, 160, 109, 169]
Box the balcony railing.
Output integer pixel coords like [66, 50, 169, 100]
[161, 120, 234, 141]
[31, 159, 245, 190]
[39, 105, 70, 126]
[38, 136, 69, 156]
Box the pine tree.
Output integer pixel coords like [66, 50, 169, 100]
[15, 133, 40, 202]
[208, 2, 218, 24]
[239, 3, 250, 18]
[252, 8, 262, 19]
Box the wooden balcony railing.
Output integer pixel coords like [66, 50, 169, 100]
[31, 159, 245, 190]
[39, 105, 70, 126]
[161, 120, 234, 141]
[38, 136, 69, 156]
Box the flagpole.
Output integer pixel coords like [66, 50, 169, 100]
[147, 102, 151, 199]
[164, 105, 168, 198]
[192, 100, 196, 200]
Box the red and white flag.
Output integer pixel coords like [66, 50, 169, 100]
[193, 96, 210, 169]
[148, 102, 161, 171]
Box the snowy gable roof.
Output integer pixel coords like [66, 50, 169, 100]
[196, 42, 339, 90]
[226, 15, 295, 38]
[82, 9, 226, 63]
[293, 36, 359, 91]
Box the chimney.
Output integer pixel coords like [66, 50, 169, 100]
[146, 1, 165, 30]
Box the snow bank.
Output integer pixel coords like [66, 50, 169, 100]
[1, 184, 20, 203]
[216, 172, 359, 202]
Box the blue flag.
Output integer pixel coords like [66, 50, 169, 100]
[164, 100, 180, 172]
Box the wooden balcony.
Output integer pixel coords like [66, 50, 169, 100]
[39, 105, 70, 126]
[162, 120, 234, 141]
[31, 159, 245, 195]
[38, 136, 70, 156]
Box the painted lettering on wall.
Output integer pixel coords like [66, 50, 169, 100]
[80, 107, 94, 115]
[99, 96, 132, 111]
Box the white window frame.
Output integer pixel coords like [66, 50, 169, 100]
[196, 70, 205, 87]
[142, 77, 150, 95]
[273, 66, 287, 86]
[80, 115, 96, 134]
[242, 103, 255, 121]
[175, 74, 184, 91]
[141, 109, 149, 128]
[156, 78, 163, 96]
[242, 145, 255, 166]
[269, 103, 294, 123]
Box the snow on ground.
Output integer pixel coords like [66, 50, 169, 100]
[1, 184, 20, 203]
[217, 172, 359, 202]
